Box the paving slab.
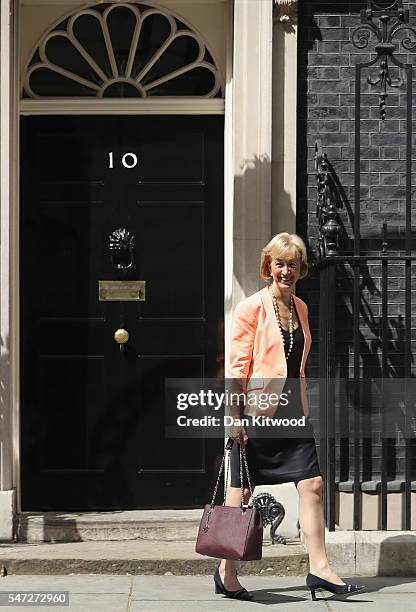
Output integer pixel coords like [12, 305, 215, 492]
[130, 574, 311, 599]
[0, 594, 128, 612]
[130, 601, 318, 611]
[325, 593, 416, 612]
[0, 574, 131, 592]
[0, 575, 414, 612]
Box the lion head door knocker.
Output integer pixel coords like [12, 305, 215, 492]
[252, 492, 287, 545]
[109, 228, 135, 270]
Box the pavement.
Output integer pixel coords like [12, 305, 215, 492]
[0, 574, 416, 611]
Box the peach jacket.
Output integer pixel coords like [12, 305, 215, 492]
[227, 286, 312, 416]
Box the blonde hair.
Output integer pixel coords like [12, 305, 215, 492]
[260, 232, 309, 281]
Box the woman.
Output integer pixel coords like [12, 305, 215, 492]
[213, 233, 365, 601]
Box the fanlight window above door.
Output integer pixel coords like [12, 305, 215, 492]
[23, 2, 222, 98]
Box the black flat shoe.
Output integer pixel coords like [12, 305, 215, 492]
[213, 565, 254, 600]
[306, 572, 366, 600]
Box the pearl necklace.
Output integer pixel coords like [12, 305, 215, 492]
[269, 286, 294, 360]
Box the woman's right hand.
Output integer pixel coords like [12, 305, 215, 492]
[227, 425, 248, 446]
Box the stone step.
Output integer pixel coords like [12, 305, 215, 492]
[15, 510, 201, 543]
[0, 539, 308, 576]
[14, 510, 284, 543]
[5, 527, 416, 577]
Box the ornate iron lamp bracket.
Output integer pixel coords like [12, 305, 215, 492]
[352, 0, 416, 119]
[315, 140, 342, 259]
[273, 0, 298, 25]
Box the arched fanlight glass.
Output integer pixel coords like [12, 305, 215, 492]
[23, 2, 222, 98]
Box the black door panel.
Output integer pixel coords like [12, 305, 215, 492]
[20, 115, 224, 510]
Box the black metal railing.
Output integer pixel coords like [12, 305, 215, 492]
[315, 238, 416, 530]
[314, 0, 416, 532]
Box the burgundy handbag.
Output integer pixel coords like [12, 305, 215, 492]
[195, 434, 263, 561]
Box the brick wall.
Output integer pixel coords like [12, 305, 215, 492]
[296, 1, 416, 482]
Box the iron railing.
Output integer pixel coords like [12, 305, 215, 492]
[313, 0, 416, 531]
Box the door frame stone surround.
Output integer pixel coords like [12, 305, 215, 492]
[0, 0, 285, 538]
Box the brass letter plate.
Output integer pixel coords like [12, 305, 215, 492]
[99, 280, 146, 301]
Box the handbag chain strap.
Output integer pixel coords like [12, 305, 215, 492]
[209, 448, 227, 509]
[239, 439, 254, 505]
[208, 433, 254, 510]
[203, 435, 254, 532]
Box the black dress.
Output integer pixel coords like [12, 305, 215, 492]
[230, 316, 321, 487]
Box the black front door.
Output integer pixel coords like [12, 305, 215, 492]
[20, 115, 224, 510]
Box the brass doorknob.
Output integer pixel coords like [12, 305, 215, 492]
[114, 328, 129, 344]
